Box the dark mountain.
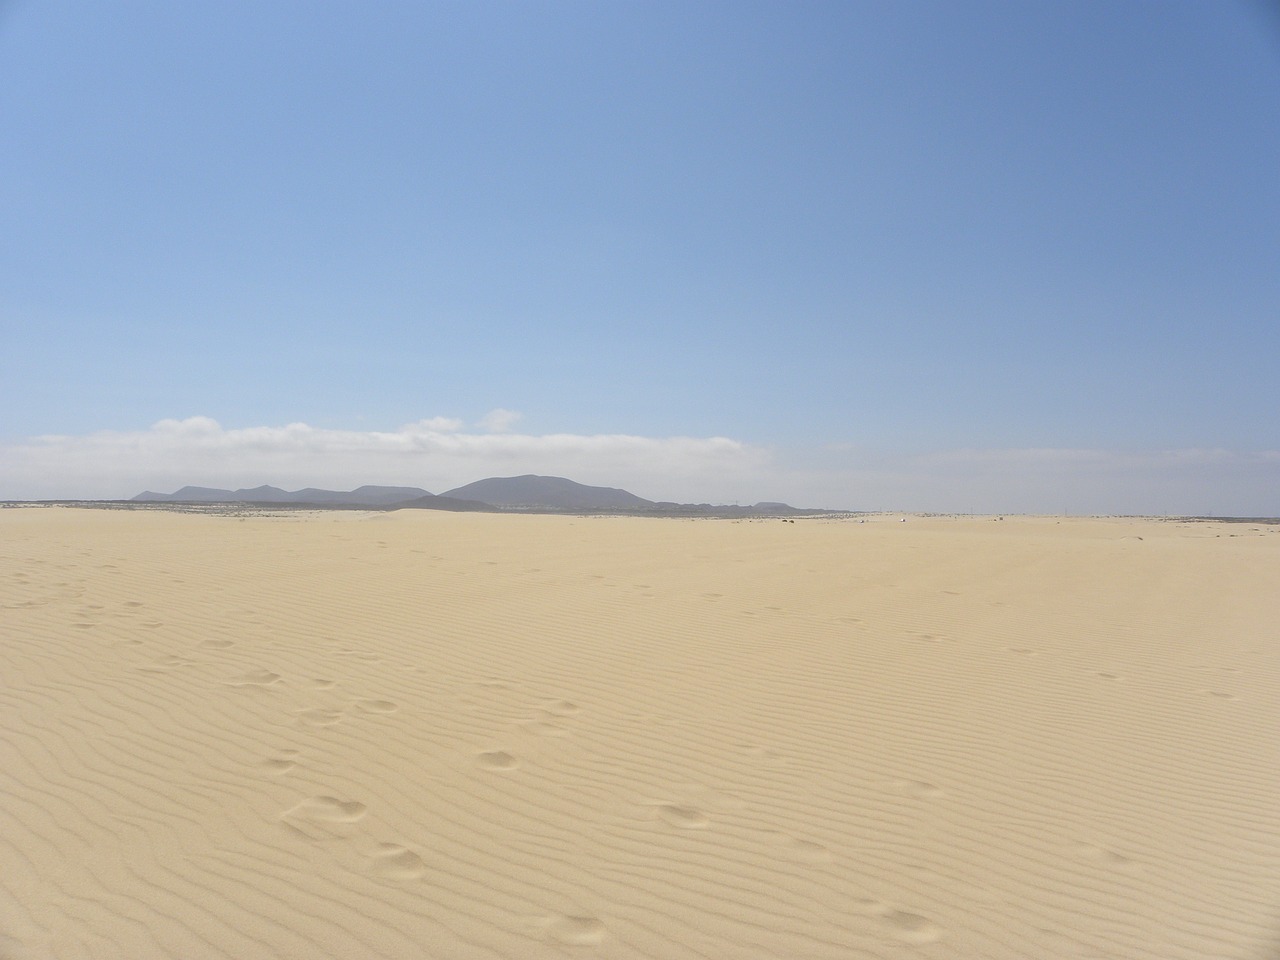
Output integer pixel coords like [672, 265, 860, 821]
[289, 485, 433, 505]
[440, 475, 655, 510]
[132, 485, 432, 506]
[129, 477, 824, 516]
[133, 486, 252, 502]
[133, 488, 236, 504]
[233, 485, 293, 502]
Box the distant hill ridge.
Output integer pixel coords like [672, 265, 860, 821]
[132, 476, 821, 516]
[134, 484, 434, 506]
[440, 475, 652, 510]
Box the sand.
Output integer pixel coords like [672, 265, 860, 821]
[2, 506, 1278, 959]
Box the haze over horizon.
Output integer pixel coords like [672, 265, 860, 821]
[4, 2, 1278, 515]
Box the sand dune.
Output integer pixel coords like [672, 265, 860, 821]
[2, 507, 1278, 958]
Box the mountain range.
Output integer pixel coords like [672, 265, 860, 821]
[131, 475, 821, 516]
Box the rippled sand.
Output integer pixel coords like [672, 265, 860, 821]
[3, 507, 1277, 958]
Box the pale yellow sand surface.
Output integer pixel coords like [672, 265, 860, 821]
[3, 507, 1278, 959]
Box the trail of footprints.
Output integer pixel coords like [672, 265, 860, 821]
[111, 618, 1167, 952]
[208, 659, 969, 949]
[215, 661, 436, 887]
[269, 688, 606, 940]
[467, 689, 952, 947]
[293, 696, 400, 727]
[266, 678, 959, 948]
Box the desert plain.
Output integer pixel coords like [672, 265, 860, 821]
[2, 505, 1278, 959]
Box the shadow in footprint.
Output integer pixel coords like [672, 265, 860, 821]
[882, 910, 942, 944]
[547, 915, 606, 946]
[542, 700, 581, 716]
[786, 838, 832, 863]
[654, 804, 709, 829]
[369, 844, 427, 880]
[478, 750, 520, 771]
[896, 779, 945, 798]
[1075, 843, 1140, 871]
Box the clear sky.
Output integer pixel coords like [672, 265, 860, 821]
[3, 1, 1278, 513]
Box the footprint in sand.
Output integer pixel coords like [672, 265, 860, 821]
[542, 699, 581, 716]
[259, 757, 297, 775]
[280, 795, 367, 840]
[223, 669, 282, 687]
[296, 708, 343, 727]
[852, 897, 941, 942]
[546, 915, 607, 946]
[654, 804, 709, 829]
[785, 838, 833, 863]
[518, 699, 582, 736]
[760, 831, 832, 862]
[282, 795, 367, 823]
[1075, 843, 1140, 870]
[881, 910, 942, 944]
[742, 744, 787, 765]
[369, 843, 428, 880]
[354, 699, 398, 714]
[896, 779, 945, 798]
[478, 750, 520, 771]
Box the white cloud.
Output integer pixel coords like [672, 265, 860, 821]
[403, 417, 465, 433]
[476, 408, 522, 433]
[1, 417, 769, 503]
[2, 419, 1276, 515]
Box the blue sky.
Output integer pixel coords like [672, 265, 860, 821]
[3, 1, 1278, 513]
